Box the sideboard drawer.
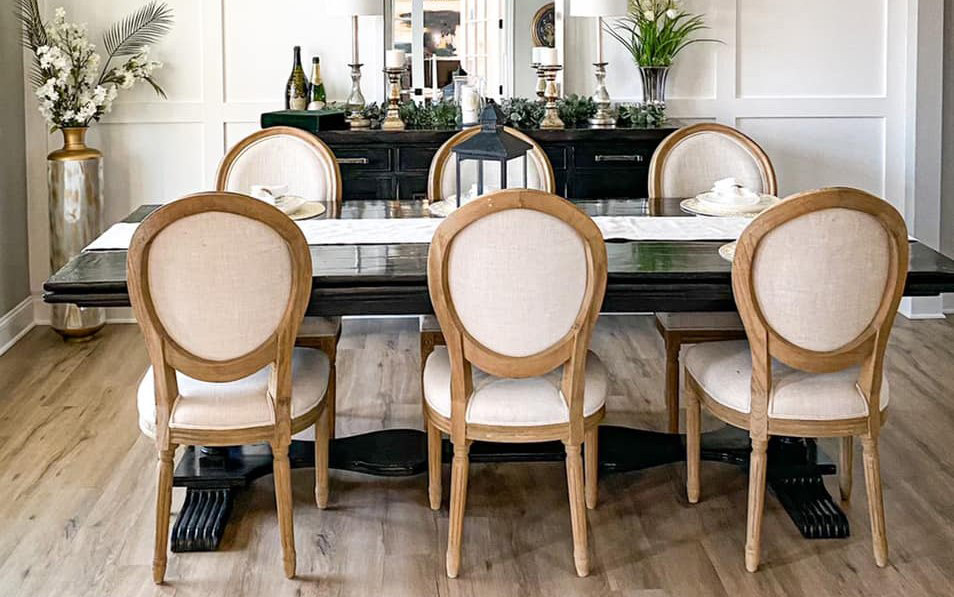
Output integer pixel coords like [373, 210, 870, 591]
[569, 167, 649, 199]
[574, 143, 654, 169]
[334, 148, 392, 172]
[398, 147, 438, 172]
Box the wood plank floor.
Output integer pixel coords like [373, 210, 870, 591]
[1, 315, 954, 596]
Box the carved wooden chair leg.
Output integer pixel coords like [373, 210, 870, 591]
[153, 445, 176, 585]
[446, 442, 470, 578]
[272, 442, 297, 579]
[840, 436, 854, 502]
[745, 437, 769, 573]
[685, 375, 701, 505]
[565, 442, 590, 577]
[315, 406, 330, 509]
[862, 435, 889, 567]
[427, 421, 443, 510]
[584, 427, 599, 510]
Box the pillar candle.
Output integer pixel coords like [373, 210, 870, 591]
[386, 49, 406, 69]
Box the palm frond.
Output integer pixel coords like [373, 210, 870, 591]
[27, 62, 47, 89]
[15, 0, 47, 50]
[102, 1, 174, 59]
[142, 75, 168, 99]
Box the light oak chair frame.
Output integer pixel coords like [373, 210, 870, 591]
[650, 122, 779, 433]
[685, 187, 909, 572]
[426, 189, 608, 578]
[216, 126, 343, 438]
[128, 193, 331, 583]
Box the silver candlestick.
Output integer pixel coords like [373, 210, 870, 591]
[589, 62, 615, 128]
[346, 62, 370, 128]
[345, 15, 370, 129]
[381, 67, 406, 131]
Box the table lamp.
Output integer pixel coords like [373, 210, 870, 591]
[330, 0, 383, 129]
[569, 0, 628, 128]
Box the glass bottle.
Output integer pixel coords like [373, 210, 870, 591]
[308, 56, 327, 111]
[285, 46, 308, 111]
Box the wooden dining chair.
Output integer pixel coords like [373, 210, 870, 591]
[649, 123, 779, 433]
[129, 192, 333, 582]
[216, 126, 343, 438]
[425, 189, 608, 578]
[684, 187, 908, 572]
[420, 126, 557, 379]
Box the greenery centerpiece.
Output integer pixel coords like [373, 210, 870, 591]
[606, 0, 718, 103]
[17, 0, 173, 340]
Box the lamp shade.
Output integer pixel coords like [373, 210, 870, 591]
[328, 0, 383, 16]
[569, 0, 628, 17]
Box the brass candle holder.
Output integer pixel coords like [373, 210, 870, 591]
[382, 66, 406, 131]
[532, 62, 546, 100]
[589, 62, 615, 128]
[540, 65, 564, 130]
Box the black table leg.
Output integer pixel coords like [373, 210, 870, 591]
[170, 426, 846, 552]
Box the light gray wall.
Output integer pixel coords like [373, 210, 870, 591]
[0, 8, 30, 315]
[944, 0, 954, 310]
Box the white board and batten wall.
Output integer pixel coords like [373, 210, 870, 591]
[22, 0, 950, 324]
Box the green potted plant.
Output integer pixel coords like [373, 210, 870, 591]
[606, 0, 718, 103]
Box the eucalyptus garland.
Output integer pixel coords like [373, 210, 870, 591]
[332, 97, 666, 130]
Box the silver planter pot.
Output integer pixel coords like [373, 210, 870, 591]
[48, 127, 106, 341]
[639, 66, 670, 104]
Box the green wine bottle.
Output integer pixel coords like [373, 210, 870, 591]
[285, 46, 308, 110]
[308, 56, 327, 110]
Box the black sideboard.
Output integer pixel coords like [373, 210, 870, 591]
[314, 124, 681, 201]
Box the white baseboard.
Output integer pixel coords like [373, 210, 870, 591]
[899, 296, 946, 320]
[944, 293, 954, 314]
[0, 297, 36, 356]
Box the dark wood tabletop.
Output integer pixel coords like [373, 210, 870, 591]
[43, 198, 954, 316]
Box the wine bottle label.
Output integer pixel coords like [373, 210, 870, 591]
[290, 97, 307, 110]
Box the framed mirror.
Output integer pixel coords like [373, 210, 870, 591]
[384, 0, 565, 101]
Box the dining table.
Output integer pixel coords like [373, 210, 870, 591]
[43, 196, 954, 553]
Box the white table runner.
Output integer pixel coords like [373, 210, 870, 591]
[83, 216, 754, 252]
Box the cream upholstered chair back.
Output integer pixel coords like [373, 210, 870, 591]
[216, 126, 343, 217]
[428, 189, 607, 382]
[128, 192, 312, 383]
[428, 126, 556, 202]
[649, 123, 778, 199]
[732, 188, 908, 379]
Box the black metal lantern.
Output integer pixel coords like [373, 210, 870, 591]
[451, 102, 534, 207]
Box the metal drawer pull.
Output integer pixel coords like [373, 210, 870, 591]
[595, 154, 644, 163]
[337, 157, 370, 165]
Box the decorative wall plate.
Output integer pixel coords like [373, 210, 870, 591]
[532, 3, 556, 48]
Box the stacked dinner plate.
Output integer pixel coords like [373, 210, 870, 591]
[680, 178, 780, 262]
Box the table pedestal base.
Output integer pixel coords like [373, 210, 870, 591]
[170, 426, 844, 552]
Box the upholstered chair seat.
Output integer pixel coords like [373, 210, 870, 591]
[137, 347, 329, 438]
[423, 346, 608, 426]
[685, 340, 889, 421]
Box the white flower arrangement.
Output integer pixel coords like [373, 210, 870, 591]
[18, 1, 173, 131]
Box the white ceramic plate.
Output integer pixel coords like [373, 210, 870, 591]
[718, 241, 736, 262]
[681, 194, 779, 217]
[286, 202, 327, 221]
[427, 199, 457, 218]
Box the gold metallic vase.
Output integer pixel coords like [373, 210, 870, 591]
[48, 127, 106, 341]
